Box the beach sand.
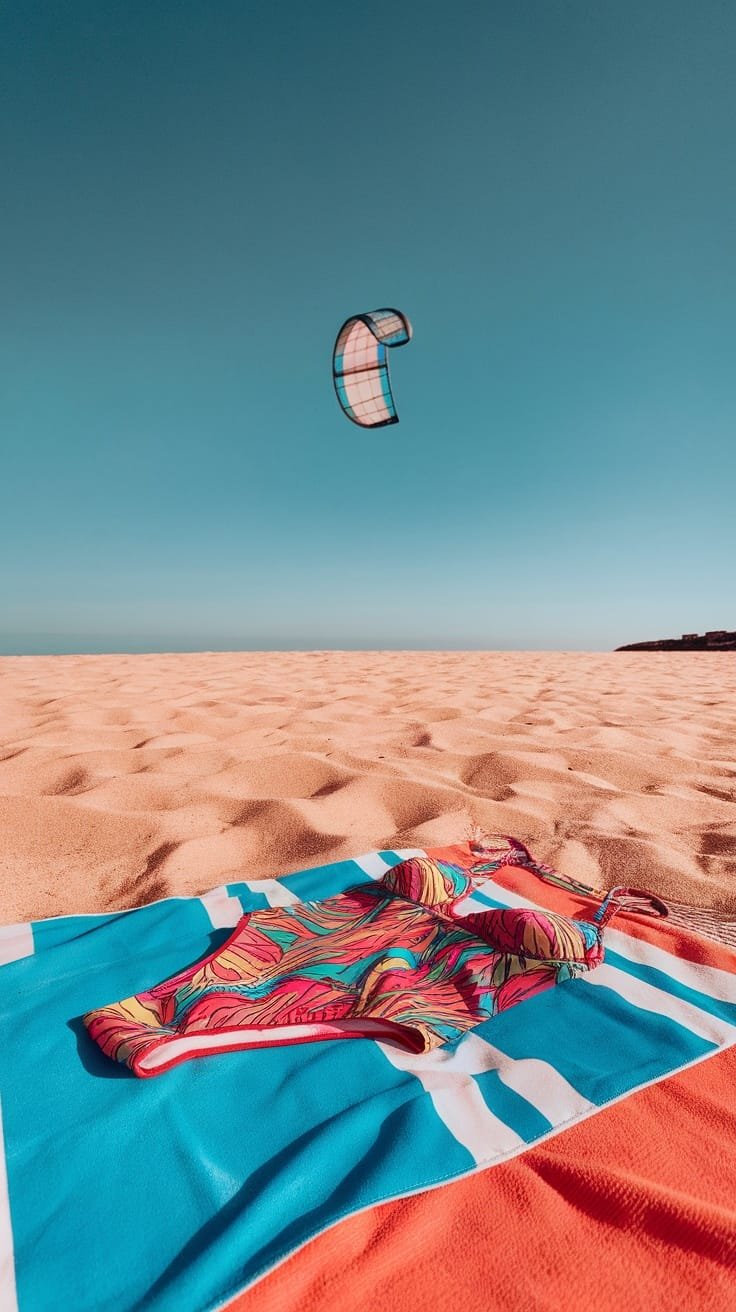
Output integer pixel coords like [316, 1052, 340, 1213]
[1, 650, 734, 924]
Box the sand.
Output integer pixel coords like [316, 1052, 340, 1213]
[0, 650, 734, 925]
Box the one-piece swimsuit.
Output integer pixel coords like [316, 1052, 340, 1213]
[84, 849, 651, 1077]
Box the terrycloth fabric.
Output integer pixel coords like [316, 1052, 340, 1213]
[83, 855, 604, 1075]
[1, 843, 735, 1312]
[227, 1043, 736, 1312]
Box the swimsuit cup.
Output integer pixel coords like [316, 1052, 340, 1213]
[83, 854, 645, 1078]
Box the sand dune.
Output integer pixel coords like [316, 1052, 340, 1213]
[0, 651, 734, 923]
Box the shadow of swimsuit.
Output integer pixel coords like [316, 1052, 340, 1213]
[83, 845, 666, 1077]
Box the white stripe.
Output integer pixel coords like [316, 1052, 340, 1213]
[453, 894, 479, 916]
[353, 849, 428, 882]
[379, 1041, 523, 1163]
[0, 923, 34, 967]
[457, 888, 510, 916]
[423, 1081, 522, 1162]
[352, 853, 392, 880]
[199, 887, 244, 929]
[582, 963, 736, 1045]
[605, 926, 736, 1005]
[0, 1099, 18, 1312]
[461, 1034, 594, 1123]
[384, 1033, 591, 1125]
[242, 879, 300, 908]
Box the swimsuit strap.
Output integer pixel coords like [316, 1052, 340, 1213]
[470, 835, 668, 929]
[470, 835, 596, 895]
[591, 886, 669, 929]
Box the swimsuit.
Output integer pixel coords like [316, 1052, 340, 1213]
[84, 844, 657, 1077]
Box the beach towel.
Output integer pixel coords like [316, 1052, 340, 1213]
[2, 842, 735, 1312]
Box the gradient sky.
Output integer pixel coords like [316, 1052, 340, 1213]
[2, 1, 734, 653]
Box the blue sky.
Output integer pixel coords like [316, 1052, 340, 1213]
[2, 1, 734, 653]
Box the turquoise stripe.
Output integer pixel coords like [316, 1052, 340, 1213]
[17, 896, 217, 971]
[270, 851, 405, 903]
[235, 888, 270, 911]
[476, 1069, 553, 1141]
[481, 979, 714, 1105]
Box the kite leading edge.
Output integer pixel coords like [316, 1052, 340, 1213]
[332, 308, 412, 427]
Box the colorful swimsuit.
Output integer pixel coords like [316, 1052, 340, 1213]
[84, 846, 649, 1077]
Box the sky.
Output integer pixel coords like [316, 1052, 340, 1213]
[1, 1, 734, 653]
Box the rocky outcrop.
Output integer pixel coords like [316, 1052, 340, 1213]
[616, 630, 736, 651]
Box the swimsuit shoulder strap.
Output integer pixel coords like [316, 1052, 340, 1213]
[470, 835, 668, 928]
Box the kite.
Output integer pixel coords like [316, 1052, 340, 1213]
[332, 308, 412, 427]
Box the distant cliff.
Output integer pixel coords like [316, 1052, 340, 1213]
[616, 630, 736, 652]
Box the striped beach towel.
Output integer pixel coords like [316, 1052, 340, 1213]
[2, 843, 735, 1312]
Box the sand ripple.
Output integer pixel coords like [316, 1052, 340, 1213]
[0, 651, 734, 921]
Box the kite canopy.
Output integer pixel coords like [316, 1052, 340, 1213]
[333, 308, 412, 427]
